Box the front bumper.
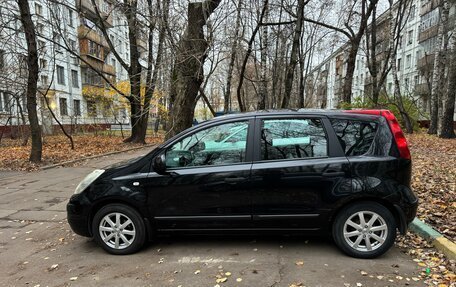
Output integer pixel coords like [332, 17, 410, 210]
[67, 196, 91, 237]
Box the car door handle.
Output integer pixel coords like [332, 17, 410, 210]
[224, 177, 246, 184]
[322, 171, 346, 177]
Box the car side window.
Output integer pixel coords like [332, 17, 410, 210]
[330, 119, 378, 156]
[260, 118, 328, 161]
[165, 121, 249, 168]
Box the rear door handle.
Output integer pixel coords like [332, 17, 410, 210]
[224, 177, 246, 184]
[322, 171, 345, 177]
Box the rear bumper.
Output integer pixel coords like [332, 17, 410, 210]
[394, 198, 418, 234]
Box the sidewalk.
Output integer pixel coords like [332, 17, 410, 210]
[0, 146, 154, 223]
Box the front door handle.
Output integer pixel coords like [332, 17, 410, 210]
[224, 177, 246, 184]
[322, 171, 345, 177]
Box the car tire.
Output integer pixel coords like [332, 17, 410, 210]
[332, 202, 396, 259]
[92, 204, 146, 255]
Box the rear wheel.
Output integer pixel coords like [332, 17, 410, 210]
[92, 204, 146, 255]
[332, 202, 396, 258]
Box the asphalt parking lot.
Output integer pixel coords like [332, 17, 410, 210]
[0, 148, 423, 287]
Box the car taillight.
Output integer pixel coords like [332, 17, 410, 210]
[343, 109, 411, 160]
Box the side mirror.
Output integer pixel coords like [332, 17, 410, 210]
[153, 153, 167, 174]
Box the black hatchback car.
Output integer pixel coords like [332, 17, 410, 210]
[67, 109, 418, 258]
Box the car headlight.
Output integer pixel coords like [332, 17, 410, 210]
[74, 169, 105, 194]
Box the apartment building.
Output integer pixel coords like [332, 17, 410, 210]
[0, 0, 134, 137]
[307, 0, 455, 119]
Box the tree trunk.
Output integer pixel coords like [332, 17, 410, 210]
[17, 0, 42, 163]
[367, 6, 380, 105]
[123, 0, 146, 144]
[224, 0, 242, 113]
[439, 16, 456, 138]
[281, 0, 305, 108]
[258, 1, 268, 110]
[429, 0, 449, 134]
[341, 43, 359, 105]
[137, 0, 169, 142]
[167, 0, 221, 139]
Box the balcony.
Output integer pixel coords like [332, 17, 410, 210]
[418, 25, 439, 43]
[80, 55, 116, 76]
[420, 0, 441, 16]
[78, 25, 110, 48]
[76, 0, 113, 28]
[417, 54, 435, 70]
[415, 83, 430, 95]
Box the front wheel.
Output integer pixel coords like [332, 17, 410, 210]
[332, 202, 396, 259]
[92, 204, 146, 255]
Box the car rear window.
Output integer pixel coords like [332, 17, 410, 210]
[330, 119, 378, 156]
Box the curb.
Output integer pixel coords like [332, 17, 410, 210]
[40, 144, 157, 170]
[409, 218, 456, 260]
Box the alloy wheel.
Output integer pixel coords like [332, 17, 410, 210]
[343, 211, 388, 252]
[99, 212, 136, 250]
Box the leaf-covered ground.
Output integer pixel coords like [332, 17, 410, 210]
[0, 134, 163, 171]
[407, 133, 456, 242]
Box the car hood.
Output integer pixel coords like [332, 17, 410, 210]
[103, 156, 143, 170]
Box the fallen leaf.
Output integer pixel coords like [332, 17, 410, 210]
[215, 277, 227, 283]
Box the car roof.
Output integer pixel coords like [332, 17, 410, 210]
[203, 109, 379, 123]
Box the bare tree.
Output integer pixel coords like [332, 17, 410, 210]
[224, 0, 243, 113]
[17, 0, 42, 162]
[281, 0, 307, 108]
[388, 0, 414, 133]
[167, 0, 222, 138]
[428, 0, 450, 134]
[304, 0, 379, 105]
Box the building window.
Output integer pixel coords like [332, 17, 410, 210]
[39, 58, 47, 69]
[68, 39, 77, 52]
[0, 92, 11, 112]
[0, 49, 4, 70]
[19, 55, 27, 77]
[36, 23, 44, 35]
[53, 32, 62, 51]
[408, 30, 413, 45]
[68, 9, 74, 27]
[35, 3, 43, 16]
[88, 40, 102, 58]
[40, 75, 49, 86]
[410, 5, 416, 20]
[56, 65, 65, 85]
[414, 75, 420, 86]
[87, 100, 97, 117]
[59, 98, 68, 116]
[404, 78, 409, 91]
[71, 70, 79, 88]
[397, 58, 402, 71]
[73, 99, 81, 116]
[37, 40, 46, 53]
[406, 54, 411, 69]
